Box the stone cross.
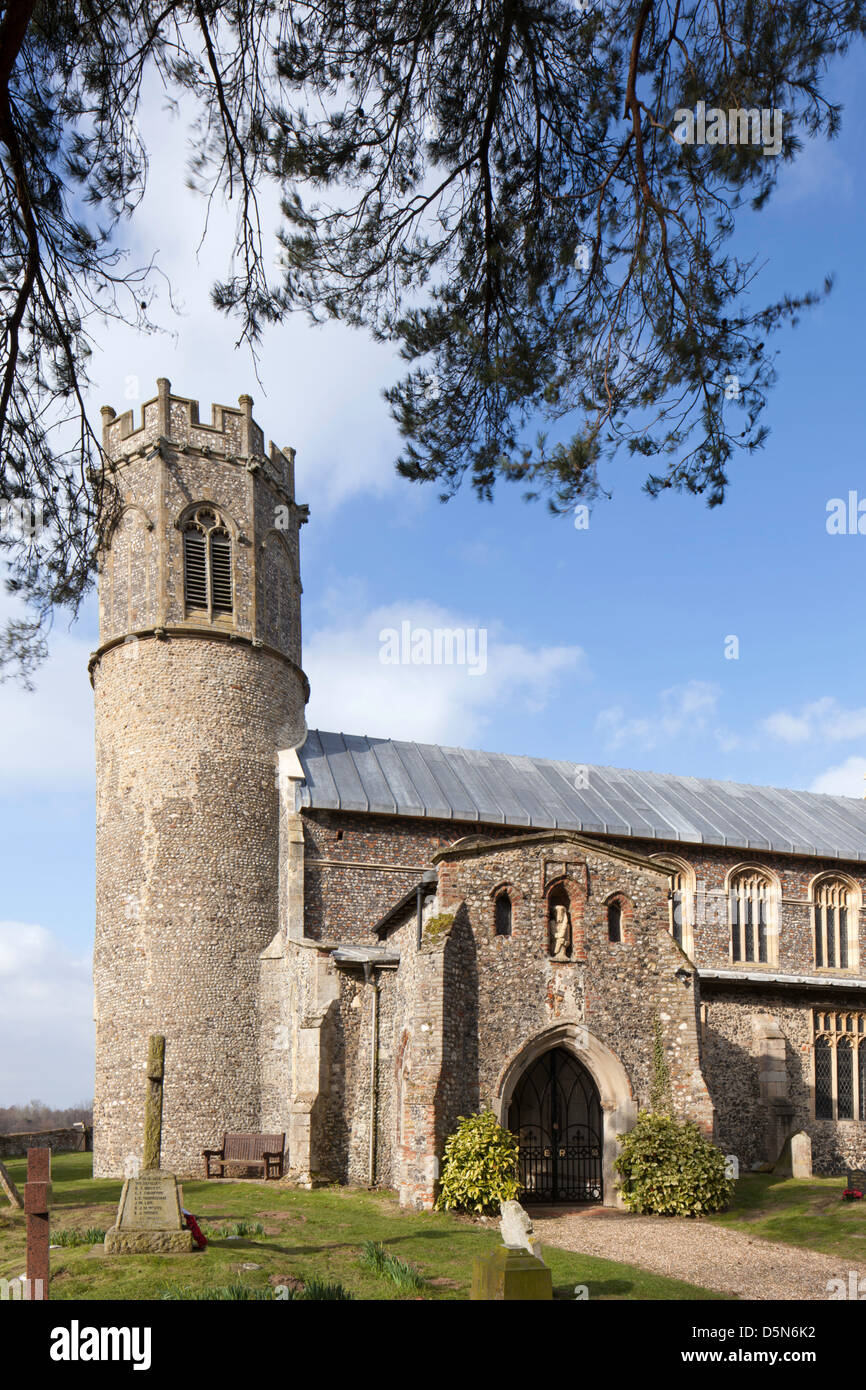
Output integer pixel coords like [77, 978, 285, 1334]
[142, 1034, 165, 1172]
[24, 1147, 50, 1300]
[0, 1158, 23, 1210]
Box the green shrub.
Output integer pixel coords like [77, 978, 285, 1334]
[614, 1110, 733, 1217]
[435, 1109, 519, 1214]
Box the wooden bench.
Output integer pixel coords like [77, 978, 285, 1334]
[203, 1133, 285, 1180]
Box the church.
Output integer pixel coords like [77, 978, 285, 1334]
[91, 382, 866, 1208]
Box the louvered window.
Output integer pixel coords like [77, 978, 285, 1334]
[182, 508, 234, 618]
[210, 531, 233, 612]
[183, 529, 208, 608]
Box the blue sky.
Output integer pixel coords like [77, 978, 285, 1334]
[3, 51, 866, 1104]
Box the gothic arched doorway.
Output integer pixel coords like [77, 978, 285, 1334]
[507, 1047, 603, 1203]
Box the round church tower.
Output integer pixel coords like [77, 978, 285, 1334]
[91, 378, 308, 1176]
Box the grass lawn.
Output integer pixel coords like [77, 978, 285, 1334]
[709, 1173, 866, 1262]
[0, 1154, 724, 1301]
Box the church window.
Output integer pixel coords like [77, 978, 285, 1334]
[607, 901, 622, 943]
[649, 855, 694, 956]
[812, 1011, 866, 1121]
[494, 891, 513, 937]
[813, 878, 855, 970]
[729, 869, 774, 965]
[182, 507, 233, 618]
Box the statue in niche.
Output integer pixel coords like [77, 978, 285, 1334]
[549, 902, 571, 958]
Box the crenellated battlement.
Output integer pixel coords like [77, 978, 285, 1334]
[100, 377, 296, 497]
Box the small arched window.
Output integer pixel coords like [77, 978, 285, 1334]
[494, 891, 512, 937]
[183, 507, 233, 618]
[607, 901, 622, 943]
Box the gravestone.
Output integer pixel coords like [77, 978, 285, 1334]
[846, 1169, 866, 1193]
[471, 1201, 553, 1301]
[24, 1148, 50, 1299]
[104, 1035, 195, 1255]
[773, 1129, 812, 1179]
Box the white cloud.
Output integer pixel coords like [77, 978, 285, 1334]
[0, 922, 93, 1105]
[305, 598, 586, 746]
[810, 756, 866, 798]
[595, 680, 721, 751]
[762, 696, 866, 746]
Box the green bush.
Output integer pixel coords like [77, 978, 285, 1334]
[435, 1110, 519, 1214]
[614, 1110, 733, 1217]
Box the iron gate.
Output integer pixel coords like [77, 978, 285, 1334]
[507, 1047, 603, 1203]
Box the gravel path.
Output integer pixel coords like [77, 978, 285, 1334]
[530, 1206, 866, 1300]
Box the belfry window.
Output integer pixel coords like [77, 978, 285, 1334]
[183, 529, 207, 606]
[183, 507, 233, 618]
[210, 531, 233, 612]
[813, 879, 853, 970]
[729, 870, 773, 964]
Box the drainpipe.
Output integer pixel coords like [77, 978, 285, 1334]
[365, 962, 380, 1186]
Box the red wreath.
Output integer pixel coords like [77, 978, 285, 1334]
[841, 1188, 863, 1202]
[182, 1210, 208, 1247]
